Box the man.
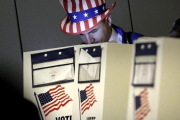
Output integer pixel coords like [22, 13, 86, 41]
[59, 0, 143, 44]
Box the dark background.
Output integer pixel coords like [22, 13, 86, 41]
[1, 0, 180, 96]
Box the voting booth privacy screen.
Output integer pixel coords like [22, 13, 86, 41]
[24, 37, 180, 120]
[24, 43, 133, 120]
[127, 37, 180, 120]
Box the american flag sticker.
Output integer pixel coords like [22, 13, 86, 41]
[35, 85, 73, 117]
[80, 83, 97, 115]
[134, 88, 151, 120]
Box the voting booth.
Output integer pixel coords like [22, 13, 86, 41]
[23, 43, 133, 120]
[127, 37, 180, 120]
[23, 37, 180, 120]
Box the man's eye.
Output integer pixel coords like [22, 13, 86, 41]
[90, 29, 97, 33]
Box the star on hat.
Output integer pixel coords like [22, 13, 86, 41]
[83, 12, 88, 18]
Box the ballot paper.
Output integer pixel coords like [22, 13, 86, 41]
[33, 59, 74, 86]
[132, 42, 157, 86]
[31, 47, 75, 87]
[78, 47, 101, 82]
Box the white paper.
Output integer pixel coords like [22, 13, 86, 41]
[79, 64, 100, 81]
[79, 49, 97, 63]
[79, 49, 100, 80]
[33, 64, 74, 85]
[133, 54, 156, 85]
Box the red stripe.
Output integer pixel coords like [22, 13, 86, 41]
[86, 86, 93, 92]
[101, 0, 103, 4]
[76, 22, 81, 33]
[44, 96, 72, 114]
[81, 96, 96, 110]
[86, 90, 94, 97]
[55, 92, 65, 98]
[136, 108, 150, 120]
[51, 91, 65, 97]
[136, 103, 149, 115]
[43, 98, 59, 109]
[93, 17, 97, 26]
[84, 20, 90, 31]
[45, 99, 72, 116]
[71, 0, 76, 13]
[48, 85, 63, 93]
[101, 13, 106, 20]
[94, 0, 99, 6]
[82, 99, 97, 115]
[86, 0, 93, 9]
[43, 94, 67, 109]
[62, 18, 70, 31]
[86, 83, 92, 89]
[63, 0, 68, 13]
[69, 23, 73, 33]
[79, 0, 84, 11]
[81, 93, 95, 107]
[59, 94, 68, 101]
[49, 88, 64, 95]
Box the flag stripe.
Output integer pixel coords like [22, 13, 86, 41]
[82, 96, 96, 111]
[61, 16, 68, 30]
[96, 15, 101, 23]
[84, 20, 90, 31]
[67, 0, 72, 13]
[136, 108, 150, 120]
[82, 99, 97, 114]
[49, 85, 64, 94]
[73, 23, 77, 33]
[94, 0, 99, 6]
[75, 0, 80, 12]
[71, 0, 76, 13]
[44, 95, 71, 113]
[98, 0, 102, 5]
[69, 22, 73, 33]
[86, 0, 93, 9]
[82, 93, 95, 108]
[80, 21, 85, 31]
[62, 17, 70, 32]
[45, 98, 72, 116]
[76, 22, 81, 33]
[44, 94, 68, 110]
[88, 18, 94, 28]
[90, 0, 97, 8]
[82, 0, 88, 10]
[79, 0, 84, 11]
[66, 22, 71, 33]
[63, 0, 68, 13]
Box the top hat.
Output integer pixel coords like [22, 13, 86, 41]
[59, 0, 116, 35]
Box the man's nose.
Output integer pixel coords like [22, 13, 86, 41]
[85, 34, 95, 44]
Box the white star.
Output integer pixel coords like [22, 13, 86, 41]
[94, 9, 98, 14]
[73, 15, 77, 19]
[102, 6, 105, 10]
[83, 12, 88, 17]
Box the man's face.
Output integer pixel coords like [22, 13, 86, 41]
[79, 18, 112, 44]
